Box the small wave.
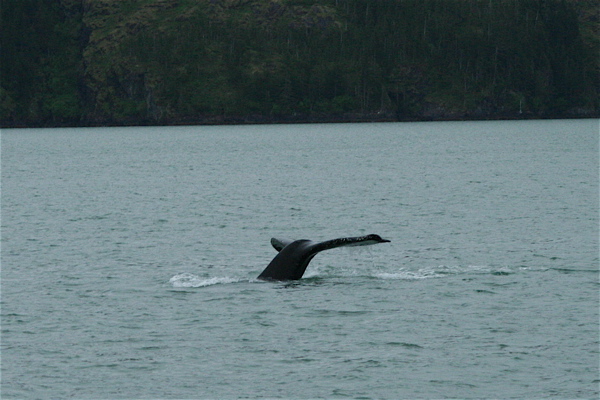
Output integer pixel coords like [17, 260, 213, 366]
[169, 273, 242, 288]
[374, 270, 444, 280]
[373, 265, 506, 280]
[434, 265, 494, 274]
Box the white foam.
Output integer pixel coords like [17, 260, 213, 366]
[373, 265, 499, 280]
[169, 273, 241, 288]
[374, 269, 444, 280]
[302, 268, 322, 279]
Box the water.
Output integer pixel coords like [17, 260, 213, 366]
[2, 120, 598, 399]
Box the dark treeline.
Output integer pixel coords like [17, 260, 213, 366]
[2, 0, 598, 127]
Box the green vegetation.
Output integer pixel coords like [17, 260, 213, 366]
[2, 0, 598, 127]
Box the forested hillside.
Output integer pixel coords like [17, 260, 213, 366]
[2, 0, 598, 127]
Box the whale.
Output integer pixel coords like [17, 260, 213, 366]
[257, 234, 390, 281]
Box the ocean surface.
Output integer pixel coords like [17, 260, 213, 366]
[1, 119, 598, 399]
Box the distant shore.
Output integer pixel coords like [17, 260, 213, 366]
[3, 110, 598, 129]
[4, 1, 597, 131]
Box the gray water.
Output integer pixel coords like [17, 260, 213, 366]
[1, 120, 598, 399]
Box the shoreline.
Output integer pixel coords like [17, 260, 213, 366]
[2, 111, 598, 129]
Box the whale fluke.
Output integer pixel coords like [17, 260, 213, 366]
[270, 237, 294, 252]
[258, 234, 390, 281]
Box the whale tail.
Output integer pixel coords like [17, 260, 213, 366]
[258, 234, 390, 281]
[310, 234, 391, 253]
[270, 237, 294, 252]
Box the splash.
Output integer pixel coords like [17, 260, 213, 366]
[169, 265, 512, 286]
[169, 273, 242, 288]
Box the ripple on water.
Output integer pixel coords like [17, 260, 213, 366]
[168, 273, 244, 287]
